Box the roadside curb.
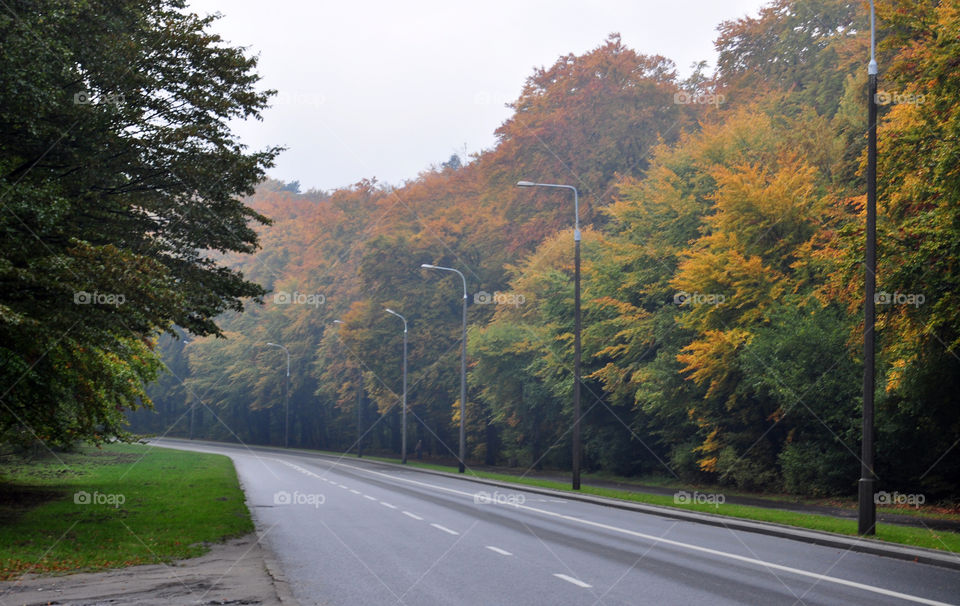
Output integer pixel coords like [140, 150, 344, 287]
[396, 462, 960, 572]
[235, 468, 300, 605]
[257, 526, 300, 606]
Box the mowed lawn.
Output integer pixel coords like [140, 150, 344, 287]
[0, 443, 252, 580]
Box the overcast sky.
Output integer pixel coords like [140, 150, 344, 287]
[185, 0, 770, 192]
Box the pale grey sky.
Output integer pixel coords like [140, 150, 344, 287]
[186, 0, 770, 192]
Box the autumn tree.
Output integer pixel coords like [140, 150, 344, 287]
[1, 0, 279, 447]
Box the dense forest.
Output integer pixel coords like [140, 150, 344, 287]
[129, 0, 959, 499]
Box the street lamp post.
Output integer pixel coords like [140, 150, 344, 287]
[385, 309, 409, 464]
[266, 342, 291, 449]
[859, 0, 879, 536]
[517, 180, 582, 490]
[334, 320, 363, 458]
[421, 263, 468, 473]
[182, 339, 196, 439]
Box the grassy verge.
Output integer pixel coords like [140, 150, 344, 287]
[0, 443, 252, 580]
[354, 453, 960, 553]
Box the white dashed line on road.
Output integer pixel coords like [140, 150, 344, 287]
[402, 511, 423, 520]
[349, 489, 361, 495]
[380, 501, 397, 509]
[485, 546, 512, 556]
[430, 523, 459, 535]
[363, 495, 376, 501]
[553, 574, 591, 588]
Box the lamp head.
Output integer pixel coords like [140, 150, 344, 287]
[516, 180, 536, 187]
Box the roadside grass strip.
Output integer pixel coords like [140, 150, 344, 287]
[0, 443, 252, 580]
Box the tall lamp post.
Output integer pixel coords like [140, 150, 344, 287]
[859, 0, 879, 536]
[385, 309, 409, 464]
[334, 320, 363, 458]
[421, 263, 468, 473]
[517, 180, 582, 490]
[183, 339, 196, 440]
[266, 342, 291, 448]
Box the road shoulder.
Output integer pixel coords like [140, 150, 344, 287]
[0, 532, 297, 606]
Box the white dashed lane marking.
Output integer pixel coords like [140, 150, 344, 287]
[363, 495, 376, 501]
[380, 501, 397, 509]
[553, 574, 592, 588]
[485, 546, 512, 556]
[402, 511, 423, 520]
[430, 523, 459, 536]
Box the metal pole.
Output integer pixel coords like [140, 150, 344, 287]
[357, 368, 363, 458]
[572, 190, 581, 491]
[420, 264, 469, 473]
[859, 0, 878, 536]
[284, 350, 290, 449]
[402, 322, 408, 464]
[459, 286, 467, 473]
[516, 181, 582, 490]
[385, 310, 408, 464]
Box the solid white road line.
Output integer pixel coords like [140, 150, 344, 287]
[430, 523, 459, 536]
[485, 546, 513, 556]
[403, 511, 424, 520]
[553, 573, 592, 588]
[275, 457, 954, 606]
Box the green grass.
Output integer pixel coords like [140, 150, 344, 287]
[356, 454, 960, 553]
[0, 443, 252, 580]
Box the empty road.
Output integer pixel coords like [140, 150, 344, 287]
[154, 439, 960, 605]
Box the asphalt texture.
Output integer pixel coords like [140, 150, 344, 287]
[155, 439, 960, 606]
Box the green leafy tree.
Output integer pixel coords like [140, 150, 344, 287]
[1, 0, 279, 447]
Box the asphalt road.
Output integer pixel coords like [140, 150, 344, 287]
[154, 439, 960, 606]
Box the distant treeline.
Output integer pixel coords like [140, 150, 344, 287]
[131, 1, 959, 499]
